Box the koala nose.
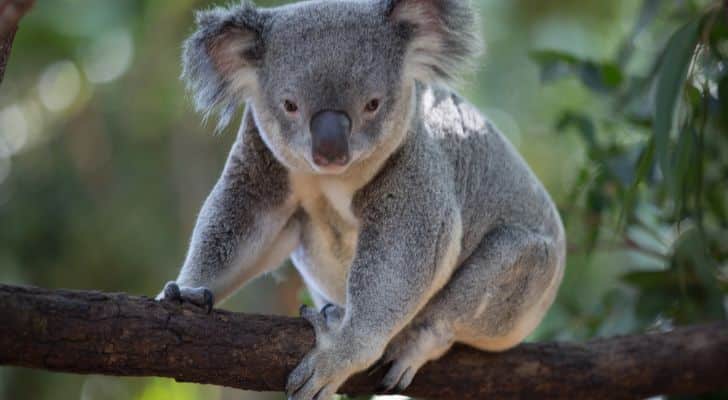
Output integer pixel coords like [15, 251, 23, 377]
[310, 110, 351, 167]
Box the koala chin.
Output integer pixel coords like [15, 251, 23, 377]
[157, 0, 566, 398]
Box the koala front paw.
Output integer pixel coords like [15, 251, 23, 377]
[286, 305, 369, 400]
[156, 281, 214, 314]
[286, 346, 345, 400]
[299, 304, 344, 334]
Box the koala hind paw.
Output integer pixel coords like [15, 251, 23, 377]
[157, 281, 214, 314]
[377, 323, 454, 393]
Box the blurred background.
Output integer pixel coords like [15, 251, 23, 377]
[0, 0, 726, 399]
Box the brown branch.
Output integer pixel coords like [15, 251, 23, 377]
[0, 284, 726, 399]
[0, 0, 35, 85]
[0, 27, 16, 85]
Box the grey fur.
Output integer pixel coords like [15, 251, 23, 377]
[161, 1, 565, 399]
[182, 1, 265, 130]
[384, 0, 483, 81]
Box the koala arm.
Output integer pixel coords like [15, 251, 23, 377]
[345, 189, 461, 351]
[287, 154, 461, 399]
[159, 110, 296, 304]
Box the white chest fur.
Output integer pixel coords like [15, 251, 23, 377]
[289, 173, 360, 306]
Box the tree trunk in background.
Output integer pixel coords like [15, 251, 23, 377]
[1, 284, 727, 399]
[0, 0, 35, 85]
[0, 27, 16, 85]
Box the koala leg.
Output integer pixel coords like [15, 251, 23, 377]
[379, 225, 564, 392]
[286, 194, 463, 400]
[157, 216, 300, 307]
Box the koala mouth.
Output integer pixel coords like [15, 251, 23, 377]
[310, 110, 351, 170]
[311, 162, 351, 175]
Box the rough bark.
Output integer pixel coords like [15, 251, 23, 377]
[0, 0, 35, 85]
[0, 284, 726, 399]
[0, 26, 15, 85]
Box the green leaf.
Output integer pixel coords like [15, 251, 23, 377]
[653, 18, 701, 182]
[530, 50, 581, 83]
[705, 185, 728, 224]
[670, 225, 727, 321]
[621, 270, 676, 290]
[600, 63, 624, 88]
[556, 111, 598, 148]
[530, 50, 623, 92]
[619, 139, 655, 229]
[604, 146, 642, 187]
[579, 62, 624, 93]
[627, 225, 669, 258]
[530, 49, 581, 65]
[708, 7, 728, 61]
[670, 123, 697, 217]
[717, 73, 728, 128]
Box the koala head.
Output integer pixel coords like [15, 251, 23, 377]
[183, 0, 481, 175]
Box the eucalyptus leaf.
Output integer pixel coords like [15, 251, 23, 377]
[556, 111, 598, 148]
[670, 123, 696, 216]
[530, 50, 623, 93]
[619, 139, 655, 228]
[653, 18, 702, 184]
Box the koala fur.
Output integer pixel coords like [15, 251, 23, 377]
[158, 0, 566, 398]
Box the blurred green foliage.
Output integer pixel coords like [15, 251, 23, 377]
[530, 0, 728, 338]
[0, 0, 725, 399]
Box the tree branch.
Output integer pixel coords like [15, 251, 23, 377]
[0, 284, 726, 399]
[0, 0, 35, 85]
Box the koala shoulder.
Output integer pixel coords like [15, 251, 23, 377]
[352, 126, 457, 223]
[420, 86, 491, 139]
[225, 108, 290, 204]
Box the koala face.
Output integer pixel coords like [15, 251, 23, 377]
[183, 0, 480, 174]
[252, 2, 408, 174]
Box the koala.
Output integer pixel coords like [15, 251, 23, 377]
[157, 0, 566, 398]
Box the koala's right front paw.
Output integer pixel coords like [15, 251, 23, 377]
[156, 281, 214, 314]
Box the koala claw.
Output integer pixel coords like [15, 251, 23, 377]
[321, 303, 344, 325]
[162, 281, 181, 300]
[377, 323, 454, 393]
[299, 305, 324, 329]
[286, 349, 342, 400]
[158, 281, 214, 314]
[285, 357, 313, 398]
[379, 362, 416, 393]
[299, 304, 343, 336]
[366, 358, 388, 376]
[288, 305, 362, 400]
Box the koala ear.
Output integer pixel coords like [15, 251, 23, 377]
[182, 2, 266, 131]
[384, 0, 482, 84]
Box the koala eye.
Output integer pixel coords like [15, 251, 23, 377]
[364, 98, 380, 113]
[283, 99, 299, 114]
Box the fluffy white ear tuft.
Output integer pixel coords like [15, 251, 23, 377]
[182, 2, 266, 131]
[385, 0, 483, 84]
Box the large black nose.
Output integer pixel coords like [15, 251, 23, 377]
[310, 110, 351, 167]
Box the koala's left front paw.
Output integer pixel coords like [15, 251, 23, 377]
[286, 305, 370, 400]
[156, 281, 214, 314]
